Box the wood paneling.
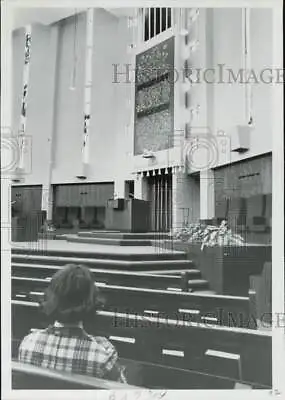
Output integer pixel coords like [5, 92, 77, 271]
[214, 155, 272, 201]
[214, 156, 272, 241]
[12, 186, 42, 215]
[54, 183, 114, 208]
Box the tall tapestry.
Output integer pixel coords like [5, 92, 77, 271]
[134, 36, 174, 155]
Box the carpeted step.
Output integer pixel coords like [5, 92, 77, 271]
[11, 247, 188, 262]
[77, 231, 171, 240]
[11, 254, 195, 272]
[65, 235, 153, 246]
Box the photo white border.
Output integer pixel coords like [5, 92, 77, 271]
[1, 0, 284, 399]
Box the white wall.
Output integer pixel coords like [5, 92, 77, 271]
[12, 28, 25, 140]
[12, 24, 59, 185]
[212, 8, 273, 166]
[12, 10, 135, 187]
[11, 8, 273, 188]
[51, 9, 133, 184]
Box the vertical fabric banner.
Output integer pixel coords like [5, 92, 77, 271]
[82, 9, 94, 166]
[18, 25, 32, 171]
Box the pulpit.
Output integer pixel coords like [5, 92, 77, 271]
[105, 198, 150, 233]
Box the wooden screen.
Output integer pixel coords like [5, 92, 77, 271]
[148, 173, 172, 232]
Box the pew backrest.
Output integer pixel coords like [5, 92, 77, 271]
[12, 300, 272, 389]
[12, 275, 252, 328]
[12, 361, 137, 389]
[249, 262, 272, 328]
[12, 262, 184, 290]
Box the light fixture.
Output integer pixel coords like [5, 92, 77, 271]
[230, 124, 252, 153]
[179, 28, 189, 36]
[181, 40, 199, 60]
[142, 149, 155, 159]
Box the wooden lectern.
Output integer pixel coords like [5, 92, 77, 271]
[105, 198, 150, 233]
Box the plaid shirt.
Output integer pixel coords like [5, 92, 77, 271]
[18, 322, 127, 383]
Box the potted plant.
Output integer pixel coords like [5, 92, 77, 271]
[170, 221, 271, 296]
[172, 220, 245, 250]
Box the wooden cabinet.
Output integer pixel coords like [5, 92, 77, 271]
[12, 186, 42, 215]
[54, 183, 114, 208]
[55, 185, 80, 207]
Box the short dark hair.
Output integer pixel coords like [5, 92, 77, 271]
[41, 264, 101, 323]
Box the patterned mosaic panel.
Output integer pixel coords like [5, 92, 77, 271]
[136, 79, 171, 115]
[135, 109, 173, 153]
[134, 37, 174, 155]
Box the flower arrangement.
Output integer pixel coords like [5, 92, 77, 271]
[172, 220, 245, 250]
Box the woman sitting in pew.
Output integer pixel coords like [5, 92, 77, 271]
[18, 264, 127, 383]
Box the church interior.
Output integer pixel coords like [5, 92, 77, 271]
[4, 5, 279, 391]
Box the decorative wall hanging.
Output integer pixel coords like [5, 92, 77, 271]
[81, 9, 94, 167]
[17, 25, 32, 172]
[134, 36, 175, 155]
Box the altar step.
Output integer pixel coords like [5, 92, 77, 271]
[62, 234, 152, 246]
[12, 254, 196, 272]
[39, 231, 171, 246]
[77, 231, 170, 240]
[55, 231, 170, 246]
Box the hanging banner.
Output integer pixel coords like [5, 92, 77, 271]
[18, 25, 32, 171]
[82, 9, 94, 166]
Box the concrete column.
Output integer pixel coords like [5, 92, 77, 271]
[172, 170, 200, 230]
[200, 169, 215, 220]
[197, 10, 215, 223]
[114, 179, 125, 199]
[41, 184, 53, 221]
[134, 175, 148, 200]
[40, 25, 59, 221]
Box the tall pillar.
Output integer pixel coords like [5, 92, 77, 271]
[134, 174, 148, 200]
[200, 169, 215, 221]
[40, 25, 59, 222]
[114, 179, 125, 199]
[172, 169, 200, 231]
[41, 184, 53, 221]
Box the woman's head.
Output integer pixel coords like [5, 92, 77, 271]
[41, 264, 101, 324]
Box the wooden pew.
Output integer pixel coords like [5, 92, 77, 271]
[12, 263, 189, 291]
[12, 275, 253, 328]
[12, 300, 272, 389]
[249, 262, 272, 329]
[12, 361, 138, 389]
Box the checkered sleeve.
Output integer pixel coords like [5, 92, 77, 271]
[92, 337, 127, 383]
[18, 331, 42, 365]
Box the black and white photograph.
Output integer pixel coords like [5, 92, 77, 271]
[1, 0, 284, 398]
